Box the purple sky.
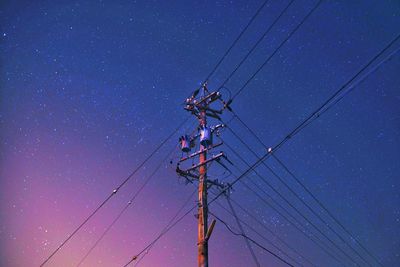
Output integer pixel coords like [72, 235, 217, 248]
[1, 1, 399, 266]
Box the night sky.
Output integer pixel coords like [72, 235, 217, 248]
[1, 1, 399, 267]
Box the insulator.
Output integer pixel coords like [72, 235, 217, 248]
[179, 135, 191, 152]
[199, 126, 212, 147]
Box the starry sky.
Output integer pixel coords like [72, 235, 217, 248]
[1, 0, 399, 266]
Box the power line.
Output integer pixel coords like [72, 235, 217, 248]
[272, 154, 386, 267]
[40, 116, 190, 267]
[121, 31, 399, 266]
[185, 0, 270, 102]
[125, 35, 399, 266]
[226, 196, 261, 267]
[231, 0, 323, 101]
[223, 195, 317, 266]
[218, 0, 294, 89]
[122, 2, 317, 264]
[186, 168, 308, 266]
[225, 125, 373, 266]
[208, 167, 325, 266]
[211, 137, 346, 265]
[228, 33, 400, 267]
[221, 138, 352, 266]
[203, 0, 270, 83]
[198, 142, 346, 262]
[77, 201, 129, 266]
[212, 194, 308, 266]
[294, 43, 400, 134]
[117, 2, 275, 264]
[270, 33, 400, 154]
[148, 132, 346, 266]
[209, 210, 295, 267]
[131, 10, 399, 267]
[233, 104, 388, 266]
[241, 178, 347, 265]
[122, 188, 197, 267]
[191, 178, 308, 266]
[76, 143, 179, 266]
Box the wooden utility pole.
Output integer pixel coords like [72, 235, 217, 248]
[198, 109, 208, 267]
[176, 83, 231, 267]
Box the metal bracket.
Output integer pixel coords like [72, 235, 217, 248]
[179, 142, 223, 163]
[184, 152, 224, 173]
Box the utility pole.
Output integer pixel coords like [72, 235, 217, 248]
[198, 108, 208, 267]
[197, 110, 208, 267]
[176, 83, 232, 267]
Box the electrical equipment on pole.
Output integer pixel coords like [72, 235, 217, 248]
[176, 83, 232, 267]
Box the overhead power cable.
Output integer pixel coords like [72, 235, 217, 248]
[224, 125, 372, 266]
[220, 32, 400, 180]
[272, 154, 386, 267]
[110, 3, 274, 262]
[232, 109, 389, 266]
[40, 116, 190, 267]
[122, 188, 197, 267]
[218, 0, 294, 89]
[224, 29, 400, 267]
[269, 33, 400, 154]
[125, 8, 399, 267]
[201, 178, 309, 266]
[213, 195, 307, 266]
[121, 144, 320, 266]
[188, 180, 306, 266]
[121, 33, 399, 266]
[208, 210, 295, 267]
[185, 0, 270, 102]
[226, 196, 261, 267]
[241, 178, 346, 265]
[223, 195, 317, 266]
[230, 0, 323, 101]
[221, 138, 352, 266]
[212, 135, 346, 264]
[203, 0, 270, 82]
[76, 143, 179, 266]
[292, 43, 400, 135]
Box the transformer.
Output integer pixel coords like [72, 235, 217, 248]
[199, 126, 212, 147]
[179, 135, 191, 152]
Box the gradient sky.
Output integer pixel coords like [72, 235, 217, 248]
[1, 1, 399, 267]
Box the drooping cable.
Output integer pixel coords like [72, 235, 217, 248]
[196, 176, 309, 266]
[212, 197, 308, 267]
[224, 195, 317, 266]
[209, 210, 295, 267]
[226, 196, 261, 267]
